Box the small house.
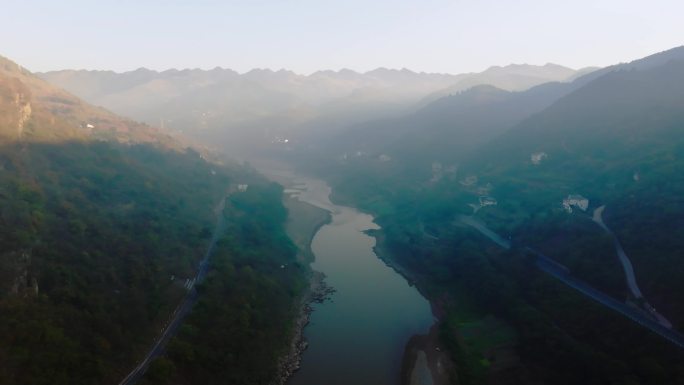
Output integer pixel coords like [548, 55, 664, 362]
[562, 194, 589, 213]
[531, 152, 547, 165]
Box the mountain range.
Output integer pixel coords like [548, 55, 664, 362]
[6, 42, 684, 385]
[38, 64, 587, 155]
[318, 47, 684, 178]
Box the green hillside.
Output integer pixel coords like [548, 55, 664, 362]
[290, 46, 684, 385]
[0, 56, 305, 385]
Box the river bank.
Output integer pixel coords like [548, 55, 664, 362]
[271, 193, 333, 385]
[255, 161, 433, 384]
[401, 324, 455, 385]
[327, 185, 455, 385]
[283, 194, 332, 264]
[272, 270, 336, 385]
[370, 231, 456, 385]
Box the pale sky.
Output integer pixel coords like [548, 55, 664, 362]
[2, 0, 683, 74]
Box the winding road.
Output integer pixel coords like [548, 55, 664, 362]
[118, 194, 229, 385]
[531, 249, 684, 349]
[592, 206, 643, 298]
[592, 206, 673, 328]
[458, 214, 684, 349]
[457, 215, 511, 249]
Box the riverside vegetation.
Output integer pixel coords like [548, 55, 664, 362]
[141, 182, 309, 385]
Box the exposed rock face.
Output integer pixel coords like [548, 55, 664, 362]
[0, 54, 181, 146]
[1, 250, 36, 297]
[16, 95, 32, 137]
[271, 271, 336, 385]
[0, 77, 32, 139]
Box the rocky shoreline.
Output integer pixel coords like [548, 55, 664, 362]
[270, 182, 333, 385]
[368, 229, 456, 385]
[271, 271, 336, 385]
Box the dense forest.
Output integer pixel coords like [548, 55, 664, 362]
[141, 182, 308, 385]
[0, 142, 309, 385]
[0, 141, 232, 384]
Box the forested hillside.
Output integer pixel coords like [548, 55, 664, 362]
[0, 55, 305, 385]
[142, 183, 308, 385]
[289, 46, 684, 385]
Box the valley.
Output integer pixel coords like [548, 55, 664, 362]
[2, 9, 684, 384]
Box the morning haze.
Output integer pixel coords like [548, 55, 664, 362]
[1, 2, 684, 385]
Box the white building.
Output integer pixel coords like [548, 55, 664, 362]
[479, 196, 498, 207]
[531, 152, 547, 165]
[562, 194, 589, 213]
[237, 184, 249, 192]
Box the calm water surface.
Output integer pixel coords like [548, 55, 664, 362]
[285, 175, 434, 385]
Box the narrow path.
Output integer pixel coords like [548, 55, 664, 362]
[118, 194, 229, 385]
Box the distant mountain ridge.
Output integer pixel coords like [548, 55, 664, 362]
[38, 63, 587, 155]
[320, 46, 684, 177]
[419, 63, 597, 105]
[467, 45, 684, 171]
[318, 71, 594, 173]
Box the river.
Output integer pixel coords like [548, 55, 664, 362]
[258, 164, 434, 385]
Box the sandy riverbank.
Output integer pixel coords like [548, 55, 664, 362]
[271, 192, 333, 385]
[283, 195, 332, 264]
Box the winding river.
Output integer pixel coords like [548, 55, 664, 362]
[261, 165, 434, 385]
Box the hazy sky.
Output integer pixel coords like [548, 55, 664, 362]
[2, 0, 683, 74]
